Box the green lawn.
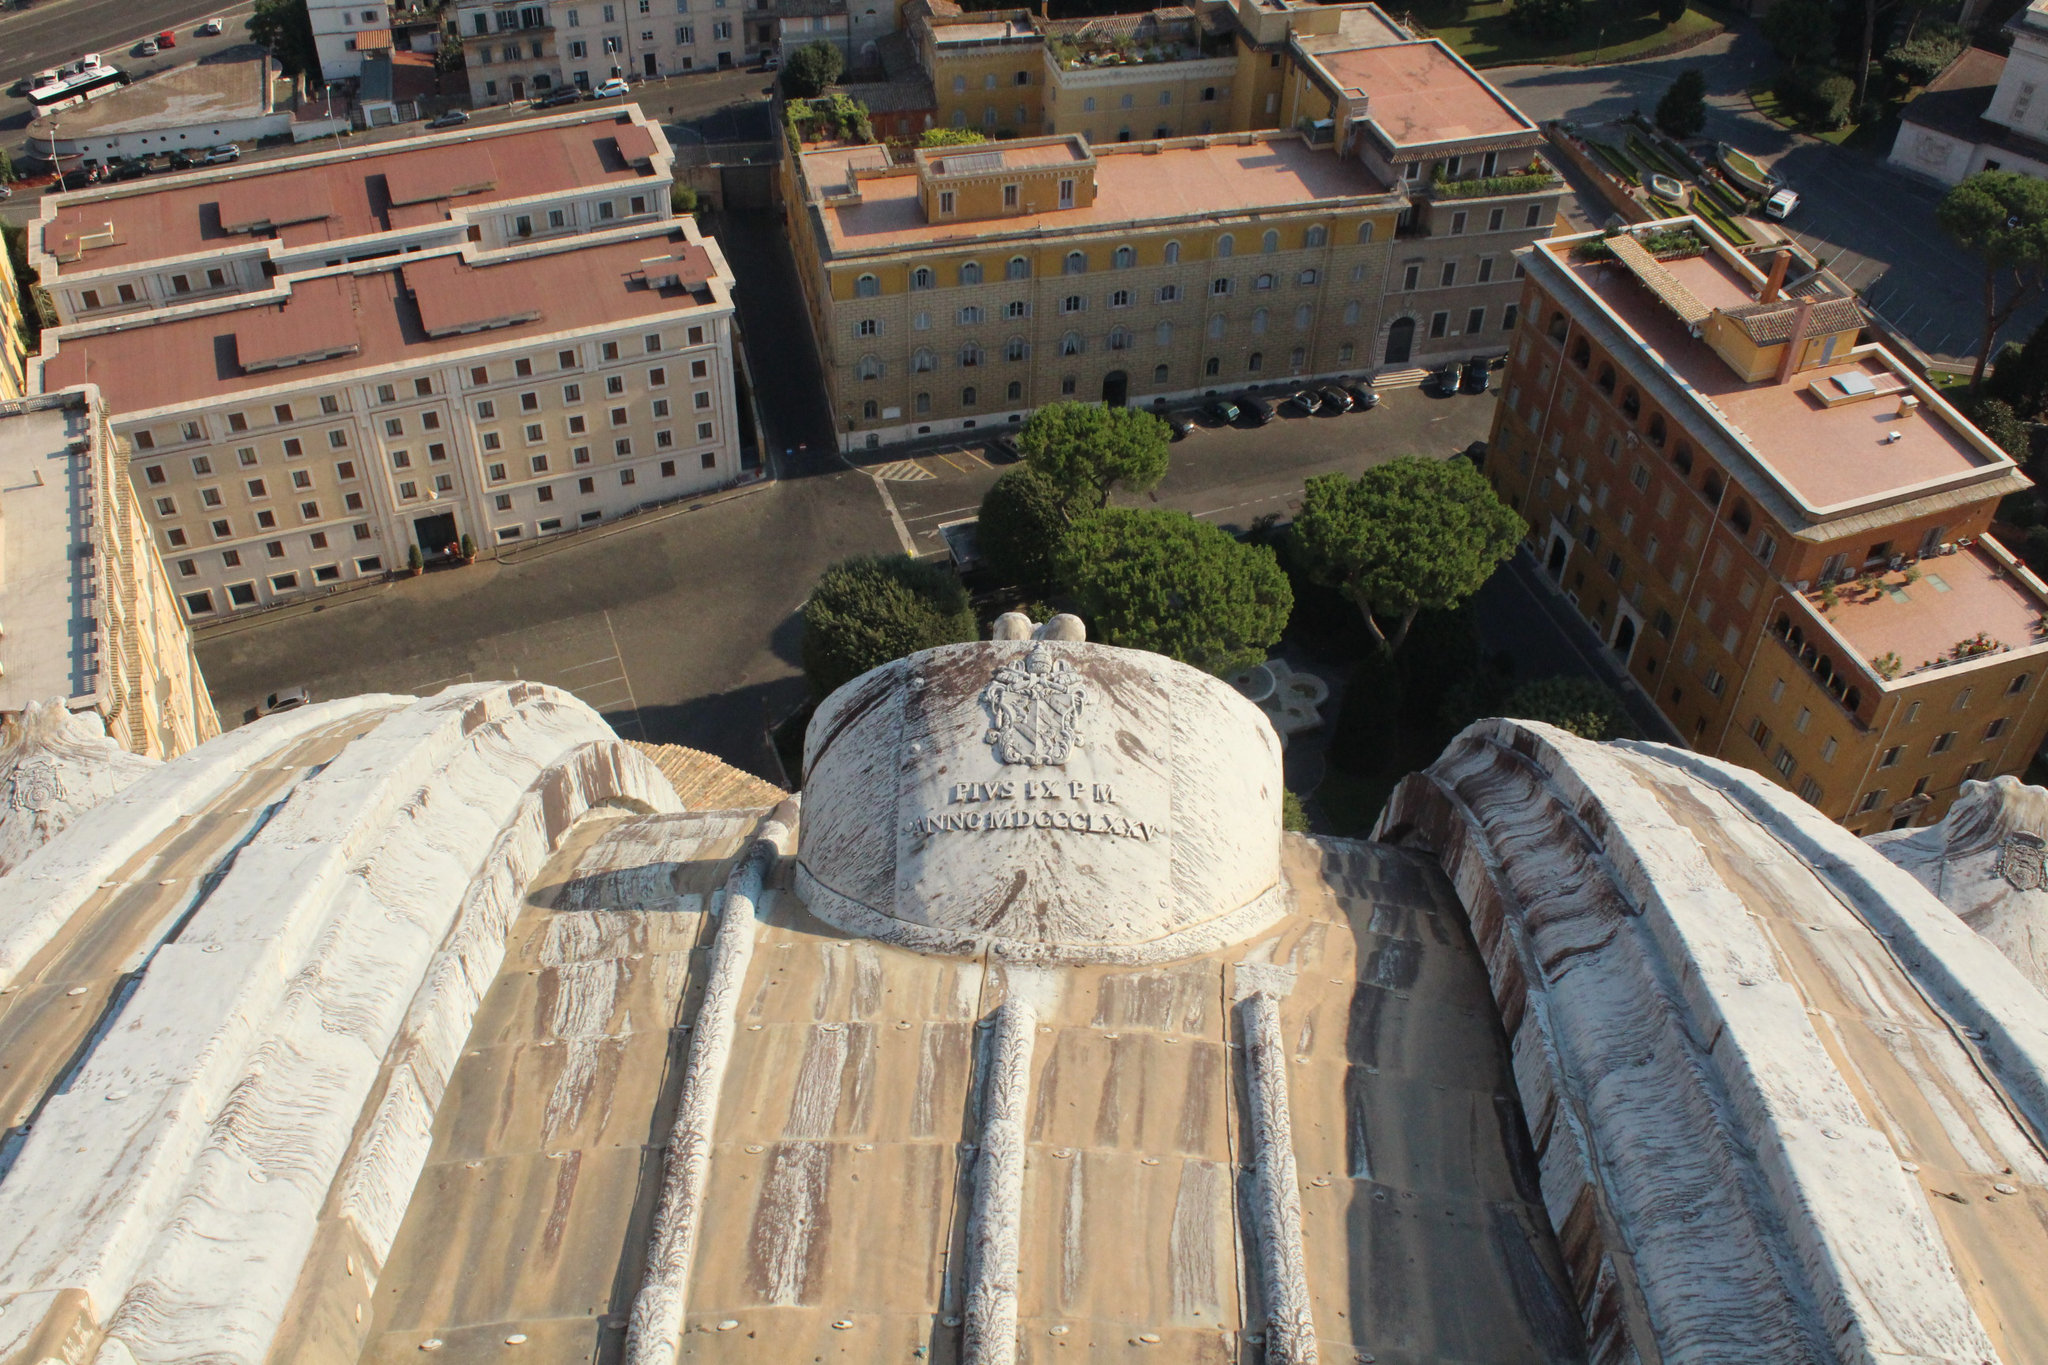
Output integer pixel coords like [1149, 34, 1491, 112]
[1402, 1, 1722, 68]
[1750, 82, 1915, 150]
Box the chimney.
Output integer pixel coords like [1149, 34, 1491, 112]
[1760, 247, 1791, 304]
[1776, 296, 1815, 385]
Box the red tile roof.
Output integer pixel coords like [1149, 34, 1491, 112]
[40, 113, 661, 276]
[1310, 40, 1533, 148]
[39, 229, 723, 415]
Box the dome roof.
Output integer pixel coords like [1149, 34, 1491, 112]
[796, 636, 1285, 963]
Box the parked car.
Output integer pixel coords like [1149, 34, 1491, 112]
[1240, 394, 1275, 425]
[1433, 361, 1461, 395]
[592, 77, 630, 99]
[108, 156, 154, 180]
[1318, 385, 1353, 413]
[200, 143, 240, 164]
[761, 52, 782, 71]
[167, 149, 197, 170]
[74, 53, 104, 71]
[1459, 356, 1491, 394]
[0, 185, 11, 201]
[1343, 381, 1379, 410]
[1204, 397, 1242, 425]
[1764, 187, 1799, 221]
[427, 108, 471, 128]
[259, 687, 310, 715]
[534, 84, 584, 108]
[1283, 389, 1321, 417]
[1166, 413, 1195, 440]
[198, 16, 224, 34]
[156, 30, 176, 47]
[138, 38, 159, 55]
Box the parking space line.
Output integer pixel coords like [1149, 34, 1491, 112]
[552, 656, 626, 675]
[932, 452, 972, 474]
[904, 503, 982, 524]
[960, 448, 995, 469]
[598, 610, 647, 740]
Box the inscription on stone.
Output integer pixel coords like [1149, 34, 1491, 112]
[908, 774, 1159, 841]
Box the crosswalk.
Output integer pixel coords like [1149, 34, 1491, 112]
[868, 460, 938, 481]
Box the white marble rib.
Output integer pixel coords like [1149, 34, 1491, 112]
[1240, 988, 1317, 1365]
[961, 996, 1037, 1365]
[624, 799, 799, 1365]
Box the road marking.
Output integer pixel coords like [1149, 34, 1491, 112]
[867, 460, 937, 482]
[904, 503, 983, 524]
[932, 452, 971, 474]
[867, 473, 918, 557]
[599, 610, 647, 740]
[553, 656, 625, 675]
[960, 448, 995, 469]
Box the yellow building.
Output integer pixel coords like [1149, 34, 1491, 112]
[1489, 218, 2048, 829]
[0, 236, 27, 401]
[908, 1, 1046, 138]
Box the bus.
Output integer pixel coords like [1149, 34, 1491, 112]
[29, 65, 128, 115]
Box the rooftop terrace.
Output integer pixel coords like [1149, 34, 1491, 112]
[36, 226, 725, 416]
[26, 45, 278, 141]
[1305, 40, 1534, 148]
[37, 110, 663, 276]
[1545, 230, 2011, 517]
[805, 133, 1393, 253]
[0, 397, 99, 712]
[1802, 542, 2048, 677]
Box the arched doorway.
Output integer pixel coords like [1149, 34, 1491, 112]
[1102, 370, 1128, 407]
[1384, 317, 1415, 366]
[1612, 614, 1637, 660]
[1546, 535, 1568, 580]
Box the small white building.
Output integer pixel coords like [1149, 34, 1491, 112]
[308, 0, 392, 83]
[1890, 0, 2048, 185]
[25, 47, 289, 163]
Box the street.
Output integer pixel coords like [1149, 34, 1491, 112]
[0, 0, 256, 96]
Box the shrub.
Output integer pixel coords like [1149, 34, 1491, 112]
[1883, 25, 1965, 88]
[1509, 0, 1584, 40]
[800, 554, 976, 698]
[921, 127, 988, 147]
[670, 183, 698, 214]
[1282, 790, 1308, 832]
[1505, 676, 1638, 741]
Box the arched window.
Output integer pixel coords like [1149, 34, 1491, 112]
[1247, 350, 1264, 371]
[957, 305, 983, 325]
[1844, 687, 1862, 711]
[1297, 269, 1318, 286]
[911, 267, 934, 290]
[862, 399, 878, 418]
[855, 274, 880, 298]
[1254, 273, 1275, 291]
[1154, 363, 1169, 383]
[959, 261, 982, 286]
[1620, 387, 1640, 420]
[1571, 337, 1590, 369]
[1729, 500, 1753, 534]
[857, 354, 883, 380]
[1064, 251, 1087, 275]
[1208, 314, 1225, 339]
[1647, 413, 1667, 448]
[1205, 356, 1221, 376]
[1164, 240, 1181, 264]
[1007, 380, 1023, 401]
[1156, 322, 1173, 346]
[1596, 363, 1616, 395]
[1548, 311, 1567, 342]
[1061, 332, 1085, 356]
[912, 348, 935, 373]
[1216, 233, 1235, 257]
[962, 385, 978, 406]
[1110, 289, 1132, 307]
[1006, 256, 1031, 280]
[1305, 224, 1328, 248]
[1251, 308, 1268, 334]
[1357, 221, 1374, 244]
[1261, 229, 1280, 253]
[1673, 443, 1694, 476]
[959, 343, 984, 367]
[1294, 305, 1311, 330]
[1702, 470, 1724, 500]
[1113, 245, 1135, 269]
[1109, 327, 1132, 350]
[1005, 336, 1029, 361]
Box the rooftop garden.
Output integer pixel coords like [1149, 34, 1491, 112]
[1045, 27, 1231, 69]
[1428, 161, 1562, 199]
[1572, 224, 1707, 261]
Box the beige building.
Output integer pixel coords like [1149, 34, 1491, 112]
[33, 221, 741, 623]
[0, 242, 26, 401]
[786, 11, 1559, 450]
[454, 0, 772, 104]
[0, 387, 218, 757]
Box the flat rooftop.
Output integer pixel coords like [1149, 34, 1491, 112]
[806, 134, 1392, 253]
[1307, 40, 1533, 147]
[27, 46, 276, 139]
[1806, 544, 2048, 674]
[1556, 241, 2004, 513]
[0, 397, 98, 710]
[932, 19, 1036, 42]
[925, 139, 1087, 174]
[39, 111, 662, 276]
[38, 228, 723, 416]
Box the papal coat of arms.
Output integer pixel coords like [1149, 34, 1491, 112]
[981, 644, 1085, 766]
[1996, 831, 2047, 892]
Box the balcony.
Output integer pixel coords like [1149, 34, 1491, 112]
[1422, 161, 1562, 201]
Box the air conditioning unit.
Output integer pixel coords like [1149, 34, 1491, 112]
[1940, 542, 1957, 555]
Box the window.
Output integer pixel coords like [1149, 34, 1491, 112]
[1111, 289, 1132, 308]
[1526, 204, 1544, 228]
[1062, 295, 1085, 314]
[1466, 307, 1485, 335]
[1003, 184, 1019, 209]
[1006, 256, 1030, 279]
[962, 386, 978, 407]
[959, 344, 984, 367]
[857, 319, 880, 338]
[856, 274, 879, 298]
[184, 591, 216, 615]
[959, 261, 981, 285]
[1211, 277, 1232, 297]
[1113, 246, 1135, 269]
[857, 354, 884, 380]
[1061, 332, 1084, 357]
[1216, 234, 1234, 257]
[1430, 311, 1449, 339]
[1006, 337, 1029, 362]
[1451, 212, 1467, 235]
[1247, 351, 1264, 372]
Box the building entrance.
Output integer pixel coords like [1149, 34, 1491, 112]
[1384, 317, 1414, 365]
[1102, 370, 1128, 407]
[414, 512, 459, 559]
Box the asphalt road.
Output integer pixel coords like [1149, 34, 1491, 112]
[1488, 27, 2043, 366]
[0, 0, 253, 94]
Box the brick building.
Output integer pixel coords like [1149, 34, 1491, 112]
[1488, 217, 2048, 829]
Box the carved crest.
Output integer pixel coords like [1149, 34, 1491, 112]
[981, 644, 1085, 766]
[5, 760, 65, 813]
[1996, 832, 2048, 892]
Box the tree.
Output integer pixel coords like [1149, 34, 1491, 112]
[670, 183, 699, 214]
[1937, 170, 2048, 387]
[1506, 676, 1638, 741]
[1761, 0, 1836, 69]
[1017, 402, 1171, 508]
[800, 554, 977, 698]
[921, 127, 988, 147]
[1655, 70, 1708, 139]
[1054, 509, 1292, 675]
[1966, 395, 2032, 460]
[0, 148, 13, 184]
[1988, 311, 2048, 417]
[1508, 0, 1583, 40]
[782, 40, 846, 99]
[248, 0, 320, 82]
[1291, 457, 1521, 655]
[976, 467, 1071, 590]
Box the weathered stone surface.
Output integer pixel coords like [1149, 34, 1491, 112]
[796, 640, 1285, 964]
[0, 699, 158, 876]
